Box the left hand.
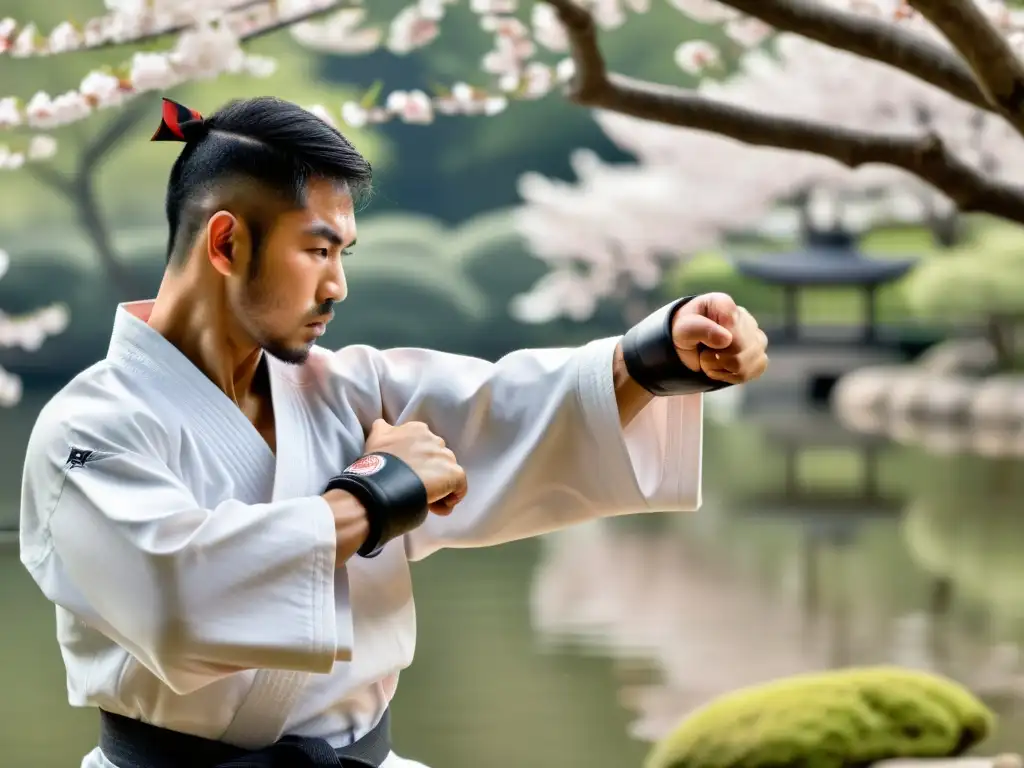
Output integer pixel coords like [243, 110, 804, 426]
[671, 292, 769, 385]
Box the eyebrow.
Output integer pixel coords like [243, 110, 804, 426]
[303, 222, 351, 247]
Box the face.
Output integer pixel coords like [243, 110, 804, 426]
[223, 178, 357, 365]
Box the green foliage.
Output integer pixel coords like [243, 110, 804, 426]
[903, 224, 1024, 322]
[0, 208, 604, 378]
[646, 667, 995, 768]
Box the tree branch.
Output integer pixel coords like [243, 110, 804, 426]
[714, 0, 992, 114]
[542, 0, 1024, 225]
[24, 163, 74, 199]
[907, 0, 1024, 126]
[5, 0, 355, 58]
[79, 94, 156, 177]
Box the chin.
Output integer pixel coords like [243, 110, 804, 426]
[263, 340, 312, 366]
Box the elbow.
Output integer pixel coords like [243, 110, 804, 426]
[142, 617, 239, 697]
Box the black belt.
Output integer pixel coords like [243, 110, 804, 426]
[99, 707, 391, 767]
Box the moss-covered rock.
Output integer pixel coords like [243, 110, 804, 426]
[646, 667, 995, 768]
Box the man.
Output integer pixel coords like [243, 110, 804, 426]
[19, 95, 768, 768]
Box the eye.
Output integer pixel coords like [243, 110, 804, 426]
[310, 248, 329, 258]
[342, 248, 354, 258]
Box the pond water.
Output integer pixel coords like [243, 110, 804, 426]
[2, 387, 1022, 767]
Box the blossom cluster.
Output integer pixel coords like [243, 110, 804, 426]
[0, 249, 70, 407]
[4, 0, 1023, 143]
[511, 16, 1024, 323]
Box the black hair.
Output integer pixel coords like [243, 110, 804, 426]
[163, 96, 373, 268]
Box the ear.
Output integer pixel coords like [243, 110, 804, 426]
[206, 211, 241, 277]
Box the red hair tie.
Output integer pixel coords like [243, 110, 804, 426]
[151, 97, 207, 143]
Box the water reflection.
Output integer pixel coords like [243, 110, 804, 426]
[2, 393, 1023, 764]
[530, 407, 1024, 754]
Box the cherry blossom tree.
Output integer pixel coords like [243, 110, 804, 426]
[511, 24, 1024, 322]
[4, 0, 1024, 207]
[6, 0, 1024, 400]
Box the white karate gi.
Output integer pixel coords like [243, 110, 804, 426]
[19, 300, 704, 768]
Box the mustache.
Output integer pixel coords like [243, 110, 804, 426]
[310, 300, 336, 321]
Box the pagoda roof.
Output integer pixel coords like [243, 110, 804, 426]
[732, 247, 920, 286]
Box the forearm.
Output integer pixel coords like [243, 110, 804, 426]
[614, 341, 655, 429]
[324, 488, 371, 564]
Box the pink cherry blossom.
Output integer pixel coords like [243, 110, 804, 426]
[0, 248, 70, 407]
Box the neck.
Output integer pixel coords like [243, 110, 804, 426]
[147, 267, 264, 405]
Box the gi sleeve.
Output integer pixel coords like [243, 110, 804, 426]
[19, 406, 342, 697]
[339, 335, 704, 561]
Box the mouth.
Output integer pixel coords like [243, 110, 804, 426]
[306, 313, 333, 338]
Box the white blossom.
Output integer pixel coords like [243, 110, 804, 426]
[47, 21, 82, 53]
[531, 3, 568, 51]
[521, 62, 556, 99]
[471, 0, 519, 13]
[341, 101, 369, 127]
[27, 135, 57, 160]
[129, 52, 179, 92]
[555, 57, 576, 83]
[12, 23, 37, 57]
[386, 89, 435, 123]
[664, 0, 740, 24]
[171, 20, 247, 79]
[80, 71, 124, 108]
[0, 17, 16, 44]
[724, 16, 773, 48]
[387, 4, 440, 55]
[0, 97, 20, 128]
[290, 8, 383, 55]
[674, 40, 721, 75]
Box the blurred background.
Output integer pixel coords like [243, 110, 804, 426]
[2, 1, 1023, 766]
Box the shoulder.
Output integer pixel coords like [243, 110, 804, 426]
[308, 343, 482, 390]
[298, 343, 477, 420]
[27, 361, 174, 467]
[305, 343, 462, 383]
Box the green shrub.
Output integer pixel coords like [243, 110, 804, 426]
[646, 666, 994, 768]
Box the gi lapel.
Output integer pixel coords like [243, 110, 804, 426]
[108, 303, 327, 747]
[218, 356, 355, 749]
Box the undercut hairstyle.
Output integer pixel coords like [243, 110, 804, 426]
[162, 96, 373, 269]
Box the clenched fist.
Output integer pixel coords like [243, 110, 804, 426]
[671, 292, 769, 385]
[364, 419, 468, 515]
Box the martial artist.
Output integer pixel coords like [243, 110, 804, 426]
[19, 95, 769, 768]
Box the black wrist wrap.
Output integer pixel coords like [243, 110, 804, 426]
[324, 452, 429, 559]
[621, 295, 730, 397]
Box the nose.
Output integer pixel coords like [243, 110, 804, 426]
[320, 258, 347, 304]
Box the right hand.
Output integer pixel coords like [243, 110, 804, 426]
[364, 419, 467, 515]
